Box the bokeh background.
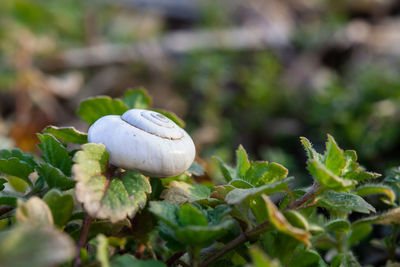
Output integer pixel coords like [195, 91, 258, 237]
[1, 0, 400, 185]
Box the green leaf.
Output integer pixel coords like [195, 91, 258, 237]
[153, 109, 185, 128]
[178, 203, 208, 226]
[263, 195, 311, 247]
[324, 135, 345, 176]
[0, 194, 19, 207]
[175, 219, 235, 246]
[236, 145, 250, 179]
[288, 248, 327, 267]
[331, 253, 361, 267]
[342, 150, 358, 175]
[111, 255, 166, 267]
[325, 219, 351, 232]
[283, 210, 309, 231]
[353, 207, 400, 226]
[187, 162, 205, 176]
[43, 189, 73, 227]
[16, 197, 53, 226]
[0, 178, 7, 191]
[0, 148, 37, 169]
[73, 143, 151, 223]
[317, 191, 375, 214]
[122, 88, 152, 109]
[157, 221, 185, 251]
[300, 137, 322, 162]
[77, 96, 129, 125]
[7, 176, 29, 192]
[148, 201, 179, 228]
[354, 184, 395, 202]
[249, 246, 281, 267]
[214, 156, 235, 182]
[161, 181, 212, 205]
[206, 204, 232, 225]
[345, 171, 381, 182]
[97, 234, 110, 267]
[0, 158, 33, 186]
[225, 177, 293, 205]
[37, 134, 72, 176]
[307, 160, 355, 190]
[43, 126, 88, 144]
[245, 161, 288, 186]
[36, 163, 75, 190]
[150, 202, 235, 247]
[0, 225, 75, 267]
[348, 224, 372, 246]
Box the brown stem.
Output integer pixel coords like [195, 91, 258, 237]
[135, 243, 145, 259]
[0, 206, 14, 218]
[73, 214, 93, 267]
[284, 182, 320, 211]
[199, 220, 269, 267]
[166, 251, 185, 267]
[199, 182, 321, 267]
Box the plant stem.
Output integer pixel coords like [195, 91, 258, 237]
[73, 213, 93, 267]
[166, 251, 185, 267]
[199, 220, 269, 267]
[135, 243, 145, 259]
[0, 206, 13, 218]
[199, 182, 320, 267]
[284, 182, 320, 211]
[190, 247, 200, 267]
[336, 231, 348, 253]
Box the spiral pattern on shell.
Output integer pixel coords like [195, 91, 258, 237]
[88, 109, 196, 177]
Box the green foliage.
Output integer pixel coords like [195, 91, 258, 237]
[36, 162, 75, 190]
[317, 191, 375, 214]
[77, 96, 129, 125]
[0, 157, 34, 186]
[72, 143, 151, 223]
[249, 246, 281, 267]
[37, 134, 72, 176]
[43, 189, 73, 227]
[0, 91, 399, 267]
[122, 88, 152, 109]
[161, 181, 214, 205]
[43, 126, 88, 144]
[111, 255, 166, 267]
[0, 148, 37, 169]
[149, 201, 234, 248]
[0, 225, 75, 267]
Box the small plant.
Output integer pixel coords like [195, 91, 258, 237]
[0, 88, 399, 267]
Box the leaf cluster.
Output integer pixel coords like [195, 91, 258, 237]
[0, 89, 399, 267]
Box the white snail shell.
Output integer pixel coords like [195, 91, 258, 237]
[88, 109, 196, 177]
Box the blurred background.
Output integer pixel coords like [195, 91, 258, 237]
[1, 0, 400, 184]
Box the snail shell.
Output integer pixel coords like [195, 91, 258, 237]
[88, 109, 196, 177]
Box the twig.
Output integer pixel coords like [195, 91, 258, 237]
[284, 182, 320, 211]
[199, 220, 269, 267]
[0, 206, 13, 217]
[166, 251, 185, 266]
[73, 213, 93, 267]
[135, 243, 145, 259]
